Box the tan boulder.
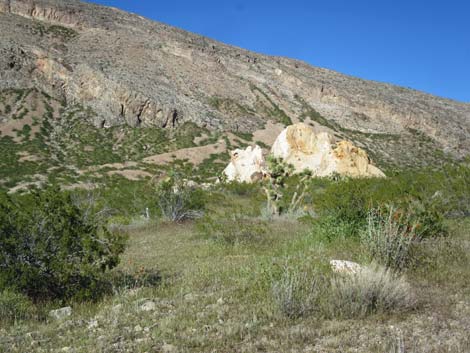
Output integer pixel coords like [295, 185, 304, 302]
[271, 123, 385, 177]
[223, 145, 266, 183]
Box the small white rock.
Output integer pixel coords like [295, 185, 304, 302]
[330, 260, 362, 274]
[140, 300, 156, 312]
[49, 307, 72, 320]
[87, 319, 99, 329]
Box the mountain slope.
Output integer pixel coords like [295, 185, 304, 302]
[1, 0, 469, 189]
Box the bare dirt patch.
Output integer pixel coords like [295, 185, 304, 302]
[144, 139, 227, 166]
[252, 120, 285, 147]
[107, 169, 153, 180]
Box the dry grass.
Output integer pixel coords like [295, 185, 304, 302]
[0, 217, 469, 352]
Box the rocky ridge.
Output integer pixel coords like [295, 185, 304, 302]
[0, 0, 469, 184]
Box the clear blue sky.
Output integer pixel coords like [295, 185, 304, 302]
[88, 0, 469, 102]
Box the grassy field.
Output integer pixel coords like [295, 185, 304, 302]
[1, 192, 469, 352]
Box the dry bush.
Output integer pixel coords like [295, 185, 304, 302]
[328, 264, 416, 319]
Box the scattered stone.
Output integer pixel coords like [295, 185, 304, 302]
[162, 343, 178, 353]
[134, 325, 143, 332]
[330, 260, 362, 274]
[49, 307, 72, 320]
[140, 300, 156, 312]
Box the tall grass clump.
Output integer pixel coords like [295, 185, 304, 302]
[272, 267, 328, 319]
[361, 206, 420, 271]
[328, 265, 416, 319]
[0, 289, 36, 322]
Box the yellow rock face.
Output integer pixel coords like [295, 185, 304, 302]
[333, 140, 385, 177]
[271, 123, 385, 178]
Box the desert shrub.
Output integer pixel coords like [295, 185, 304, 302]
[222, 181, 262, 197]
[328, 265, 416, 319]
[310, 214, 360, 241]
[155, 173, 206, 222]
[0, 289, 36, 322]
[311, 168, 454, 239]
[197, 213, 268, 244]
[272, 267, 328, 319]
[439, 163, 470, 217]
[0, 188, 127, 302]
[361, 206, 421, 271]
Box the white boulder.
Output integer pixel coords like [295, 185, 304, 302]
[330, 260, 362, 274]
[223, 145, 266, 183]
[49, 306, 72, 320]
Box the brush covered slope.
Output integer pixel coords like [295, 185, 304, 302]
[0, 0, 470, 191]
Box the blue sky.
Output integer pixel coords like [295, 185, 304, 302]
[88, 0, 469, 102]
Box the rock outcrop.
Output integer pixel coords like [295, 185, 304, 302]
[271, 123, 385, 177]
[223, 145, 266, 183]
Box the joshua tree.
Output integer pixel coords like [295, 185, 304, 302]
[264, 156, 312, 216]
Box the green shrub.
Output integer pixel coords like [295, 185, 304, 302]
[0, 188, 127, 302]
[222, 181, 262, 197]
[155, 173, 206, 222]
[311, 214, 360, 241]
[311, 167, 456, 239]
[197, 213, 268, 244]
[328, 265, 416, 319]
[0, 289, 36, 322]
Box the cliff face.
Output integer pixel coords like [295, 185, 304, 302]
[1, 0, 469, 164]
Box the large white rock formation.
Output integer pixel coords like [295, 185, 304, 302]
[223, 145, 266, 183]
[271, 123, 385, 177]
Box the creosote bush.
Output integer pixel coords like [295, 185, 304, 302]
[0, 187, 127, 302]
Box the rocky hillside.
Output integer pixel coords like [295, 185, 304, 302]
[1, 0, 469, 189]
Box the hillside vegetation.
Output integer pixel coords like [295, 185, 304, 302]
[1, 165, 469, 352]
